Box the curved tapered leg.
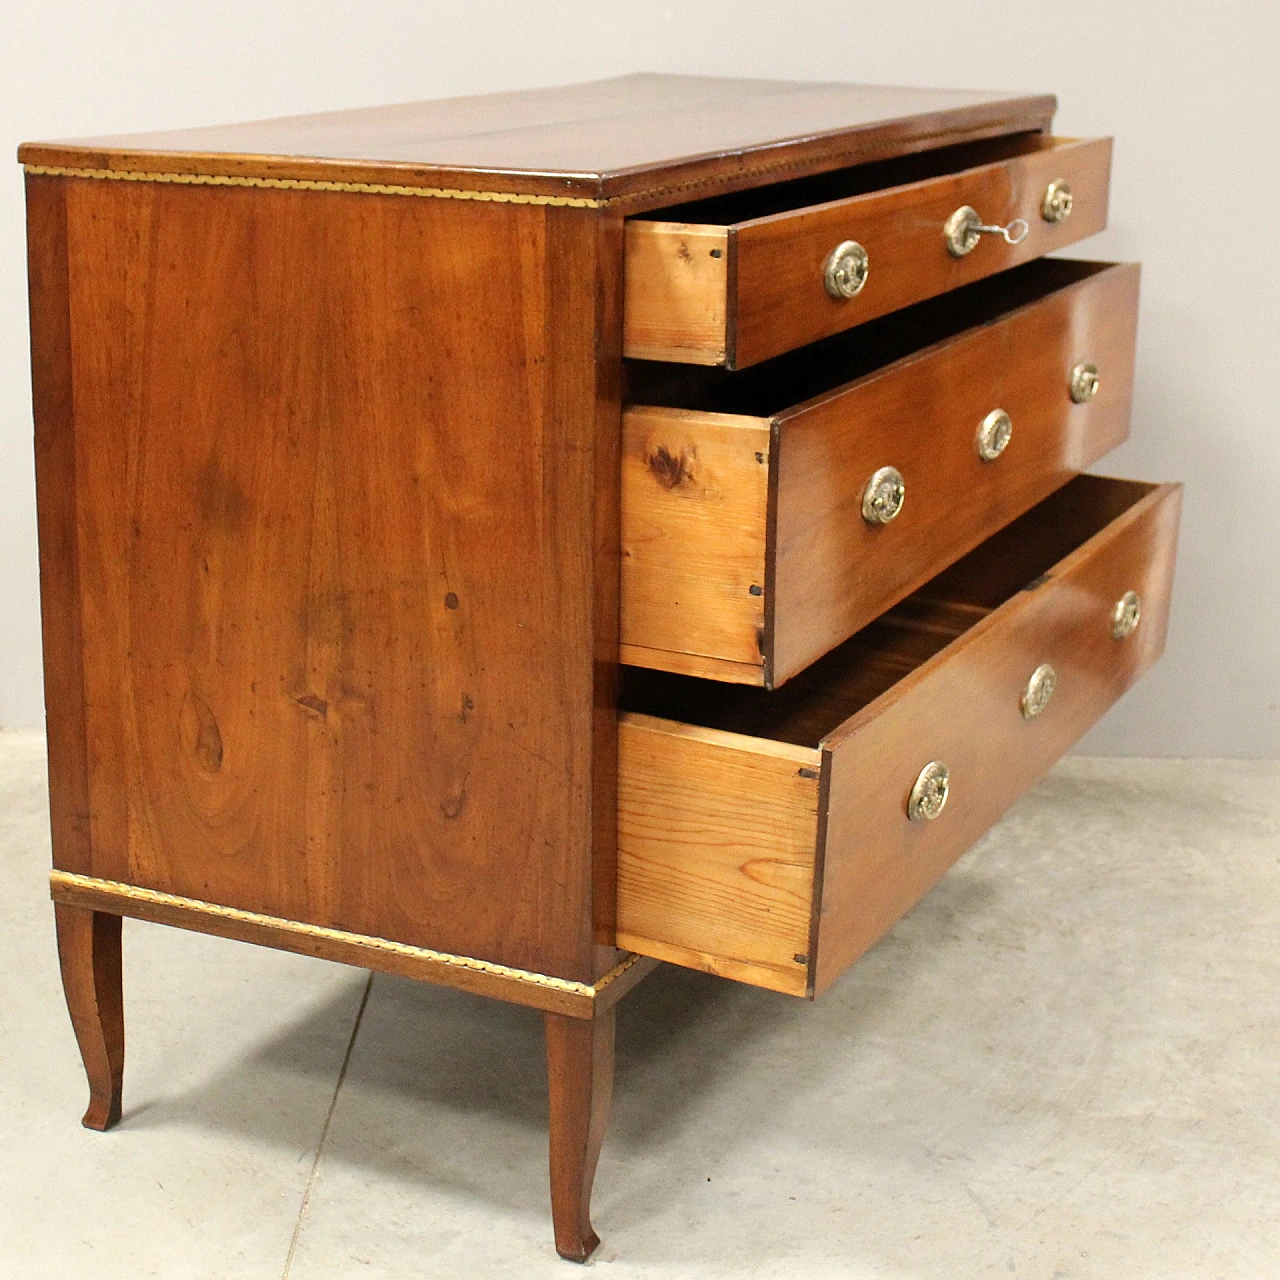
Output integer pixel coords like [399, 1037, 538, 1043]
[54, 903, 124, 1131]
[544, 1006, 615, 1262]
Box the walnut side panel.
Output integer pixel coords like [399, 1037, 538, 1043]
[620, 407, 770, 672]
[49, 177, 614, 982]
[616, 713, 820, 996]
[26, 176, 94, 880]
[813, 483, 1182, 995]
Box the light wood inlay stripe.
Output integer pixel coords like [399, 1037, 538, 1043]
[23, 164, 606, 207]
[49, 871, 639, 996]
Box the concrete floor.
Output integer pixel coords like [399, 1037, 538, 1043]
[1, 730, 1277, 1279]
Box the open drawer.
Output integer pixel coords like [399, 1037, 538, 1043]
[624, 133, 1112, 368]
[616, 476, 1182, 997]
[622, 259, 1141, 687]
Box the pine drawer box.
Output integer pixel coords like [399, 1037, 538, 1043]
[21, 74, 1180, 1264]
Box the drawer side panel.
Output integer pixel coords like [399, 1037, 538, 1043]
[620, 407, 770, 673]
[617, 714, 821, 996]
[622, 222, 729, 364]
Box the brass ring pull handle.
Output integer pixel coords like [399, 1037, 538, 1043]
[944, 206, 1030, 257]
[1112, 591, 1142, 639]
[976, 409, 1013, 461]
[1042, 179, 1073, 222]
[1021, 663, 1057, 720]
[1070, 361, 1101, 403]
[822, 240, 870, 299]
[907, 761, 950, 822]
[861, 466, 905, 525]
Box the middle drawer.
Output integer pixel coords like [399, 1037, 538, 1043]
[621, 257, 1140, 688]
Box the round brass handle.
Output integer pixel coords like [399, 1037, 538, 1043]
[1070, 361, 1101, 403]
[1042, 179, 1074, 223]
[908, 761, 950, 822]
[823, 240, 869, 299]
[944, 206, 1030, 257]
[861, 465, 905, 525]
[1112, 590, 1142, 639]
[976, 408, 1013, 461]
[1021, 663, 1058, 720]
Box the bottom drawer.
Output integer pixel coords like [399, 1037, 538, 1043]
[617, 475, 1182, 997]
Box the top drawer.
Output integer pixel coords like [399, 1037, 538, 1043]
[624, 134, 1112, 368]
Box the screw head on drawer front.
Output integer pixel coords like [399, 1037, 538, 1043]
[1021, 663, 1058, 719]
[1070, 361, 1101, 403]
[907, 761, 950, 822]
[823, 240, 870, 299]
[1042, 179, 1074, 223]
[1112, 590, 1142, 638]
[976, 408, 1013, 461]
[861, 466, 905, 525]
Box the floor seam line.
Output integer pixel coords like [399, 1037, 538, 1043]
[280, 970, 375, 1279]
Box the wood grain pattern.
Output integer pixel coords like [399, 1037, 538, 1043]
[19, 75, 1055, 206]
[616, 478, 1182, 996]
[620, 407, 770, 671]
[623, 224, 728, 362]
[771, 259, 1140, 683]
[34, 172, 616, 985]
[616, 714, 820, 996]
[53, 904, 124, 1130]
[814, 479, 1182, 992]
[590, 208, 627, 969]
[733, 135, 1112, 367]
[621, 259, 1140, 685]
[624, 135, 1110, 366]
[25, 175, 93, 881]
[617, 645, 767, 685]
[545, 1008, 616, 1261]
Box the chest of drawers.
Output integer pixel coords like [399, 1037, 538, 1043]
[21, 74, 1180, 1264]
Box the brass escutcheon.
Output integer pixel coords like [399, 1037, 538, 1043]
[1112, 590, 1142, 639]
[823, 240, 870, 299]
[908, 761, 950, 822]
[944, 205, 1030, 257]
[1042, 179, 1074, 223]
[976, 408, 1013, 461]
[861, 466, 905, 525]
[1021, 663, 1058, 719]
[1070, 361, 1101, 403]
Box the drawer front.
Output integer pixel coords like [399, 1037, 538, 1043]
[811, 480, 1181, 994]
[621, 260, 1140, 687]
[616, 479, 1182, 997]
[624, 136, 1112, 368]
[771, 260, 1140, 684]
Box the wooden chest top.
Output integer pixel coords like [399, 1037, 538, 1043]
[18, 73, 1055, 202]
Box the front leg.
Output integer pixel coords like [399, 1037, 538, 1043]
[544, 1006, 615, 1262]
[54, 903, 124, 1131]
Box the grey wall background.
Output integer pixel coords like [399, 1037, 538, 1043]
[1, 1, 1277, 754]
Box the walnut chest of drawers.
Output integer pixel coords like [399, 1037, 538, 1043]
[21, 73, 1181, 1263]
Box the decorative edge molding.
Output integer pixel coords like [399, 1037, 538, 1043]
[49, 871, 640, 998]
[23, 164, 606, 208]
